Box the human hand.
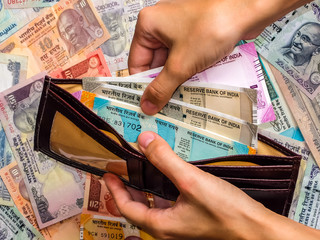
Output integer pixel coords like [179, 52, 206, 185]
[128, 0, 266, 115]
[104, 131, 273, 239]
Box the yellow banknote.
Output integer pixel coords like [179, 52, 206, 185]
[0, 0, 110, 78]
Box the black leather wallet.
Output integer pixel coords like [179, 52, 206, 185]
[34, 76, 302, 216]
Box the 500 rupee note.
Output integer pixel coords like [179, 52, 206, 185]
[0, 74, 86, 229]
[0, 0, 110, 78]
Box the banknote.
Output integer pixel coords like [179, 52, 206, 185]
[92, 96, 256, 162]
[0, 74, 86, 229]
[0, 3, 45, 43]
[0, 52, 28, 92]
[0, 176, 13, 206]
[92, 0, 159, 73]
[80, 214, 155, 240]
[4, 0, 58, 8]
[0, 204, 44, 239]
[0, 161, 82, 239]
[255, 2, 320, 99]
[82, 82, 258, 148]
[83, 76, 258, 124]
[0, 0, 110, 78]
[50, 48, 112, 79]
[0, 123, 14, 169]
[294, 151, 320, 229]
[259, 57, 304, 141]
[271, 65, 320, 166]
[259, 129, 310, 220]
[129, 42, 275, 124]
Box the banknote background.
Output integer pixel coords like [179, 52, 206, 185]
[0, 0, 319, 240]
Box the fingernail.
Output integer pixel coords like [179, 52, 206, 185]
[138, 132, 155, 150]
[141, 100, 158, 115]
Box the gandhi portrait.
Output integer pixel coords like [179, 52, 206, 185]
[57, 9, 95, 56]
[100, 9, 127, 57]
[13, 80, 43, 134]
[281, 22, 320, 75]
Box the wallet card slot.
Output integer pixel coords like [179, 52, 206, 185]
[222, 177, 291, 189]
[197, 165, 294, 179]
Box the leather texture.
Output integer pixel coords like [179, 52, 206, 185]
[34, 76, 302, 216]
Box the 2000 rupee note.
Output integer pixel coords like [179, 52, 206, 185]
[0, 0, 110, 78]
[0, 74, 86, 229]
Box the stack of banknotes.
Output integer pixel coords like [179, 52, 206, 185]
[0, 0, 320, 239]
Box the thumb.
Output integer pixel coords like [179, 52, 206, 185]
[138, 131, 202, 190]
[140, 48, 196, 115]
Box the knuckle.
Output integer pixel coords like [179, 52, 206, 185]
[147, 81, 171, 103]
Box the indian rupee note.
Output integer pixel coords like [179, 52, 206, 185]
[271, 65, 320, 167]
[255, 1, 320, 99]
[294, 151, 320, 228]
[259, 129, 310, 220]
[83, 76, 258, 124]
[0, 52, 28, 92]
[92, 0, 159, 73]
[259, 57, 304, 141]
[4, 0, 58, 9]
[0, 176, 13, 206]
[129, 42, 275, 124]
[0, 74, 86, 229]
[0, 0, 110, 78]
[50, 48, 112, 79]
[0, 161, 82, 240]
[80, 214, 155, 240]
[82, 83, 258, 148]
[0, 123, 14, 169]
[0, 204, 44, 239]
[92, 96, 256, 162]
[0, 2, 46, 42]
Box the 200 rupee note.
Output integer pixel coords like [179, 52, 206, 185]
[0, 0, 110, 78]
[82, 82, 258, 148]
[83, 76, 258, 124]
[92, 96, 256, 162]
[0, 74, 86, 229]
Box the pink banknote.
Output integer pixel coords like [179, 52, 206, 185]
[132, 42, 275, 124]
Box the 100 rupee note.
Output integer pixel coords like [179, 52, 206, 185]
[0, 74, 86, 229]
[0, 0, 110, 78]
